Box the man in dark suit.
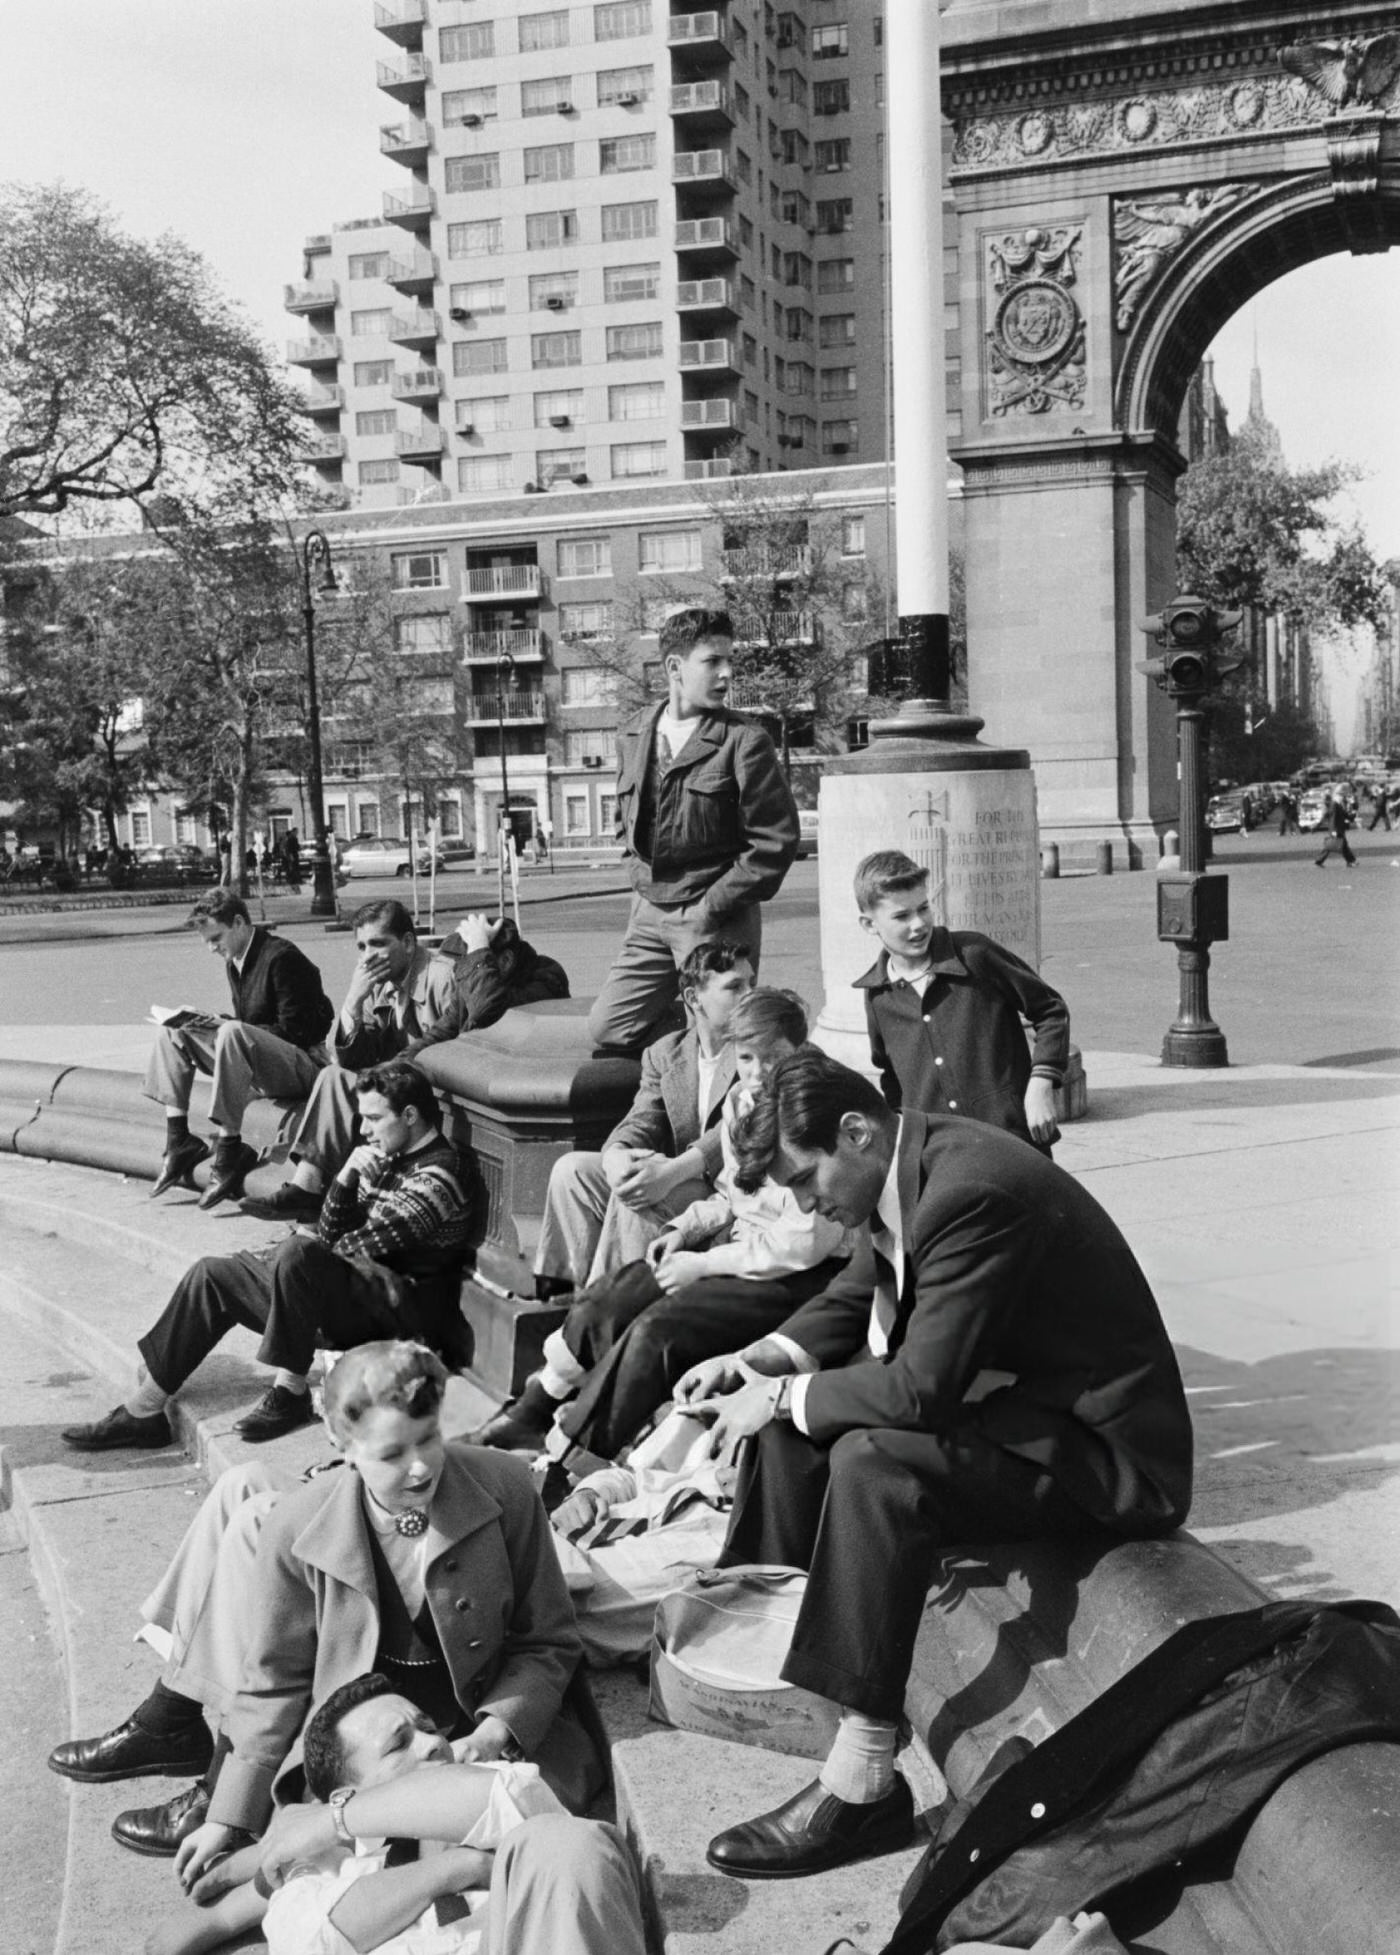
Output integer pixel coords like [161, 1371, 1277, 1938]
[677, 1049, 1193, 1881]
[532, 941, 751, 1302]
[145, 888, 334, 1209]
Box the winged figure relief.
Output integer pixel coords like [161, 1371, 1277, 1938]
[1113, 187, 1245, 330]
[1280, 34, 1400, 107]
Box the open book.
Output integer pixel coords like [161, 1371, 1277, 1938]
[148, 1005, 224, 1033]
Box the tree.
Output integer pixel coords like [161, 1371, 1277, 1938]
[0, 182, 307, 525]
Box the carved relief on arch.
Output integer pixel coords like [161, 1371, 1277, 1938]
[983, 224, 1087, 418]
[1112, 184, 1255, 332]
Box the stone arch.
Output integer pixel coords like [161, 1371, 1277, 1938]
[1118, 173, 1400, 440]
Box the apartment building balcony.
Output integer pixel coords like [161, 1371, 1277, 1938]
[396, 423, 444, 460]
[304, 232, 332, 256]
[463, 629, 546, 665]
[669, 80, 733, 125]
[679, 336, 739, 374]
[462, 563, 545, 601]
[668, 13, 733, 59]
[672, 148, 736, 193]
[674, 216, 738, 259]
[676, 277, 739, 316]
[284, 278, 339, 315]
[374, 0, 426, 48]
[721, 544, 813, 580]
[386, 252, 436, 295]
[287, 335, 342, 368]
[376, 52, 430, 104]
[681, 397, 739, 431]
[728, 678, 814, 712]
[383, 187, 435, 232]
[298, 383, 345, 417]
[389, 308, 440, 348]
[463, 689, 547, 725]
[735, 612, 814, 646]
[380, 117, 431, 167]
[392, 367, 443, 402]
[305, 433, 347, 464]
[684, 457, 734, 479]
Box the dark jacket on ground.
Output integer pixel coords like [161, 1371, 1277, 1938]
[227, 926, 334, 1051]
[438, 933, 571, 1030]
[777, 1111, 1193, 1533]
[614, 702, 798, 912]
[857, 931, 1069, 1142]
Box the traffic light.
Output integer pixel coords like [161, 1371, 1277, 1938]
[1136, 595, 1244, 694]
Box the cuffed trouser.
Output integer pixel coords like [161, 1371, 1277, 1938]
[483, 1816, 647, 1955]
[587, 893, 762, 1053]
[143, 1020, 325, 1131]
[534, 1150, 710, 1290]
[136, 1236, 458, 1397]
[720, 1406, 1115, 1721]
[556, 1256, 845, 1463]
[288, 1062, 361, 1177]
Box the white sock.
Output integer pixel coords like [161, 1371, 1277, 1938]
[126, 1370, 170, 1419]
[818, 1711, 899, 1804]
[274, 1371, 310, 1397]
[539, 1328, 586, 1399]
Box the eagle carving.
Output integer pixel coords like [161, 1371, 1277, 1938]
[1280, 33, 1400, 107]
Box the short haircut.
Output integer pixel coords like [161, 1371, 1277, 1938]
[853, 849, 928, 914]
[732, 1047, 891, 1191]
[678, 937, 754, 995]
[355, 1060, 442, 1127]
[323, 1340, 447, 1444]
[303, 1673, 398, 1802]
[730, 986, 808, 1050]
[188, 888, 250, 929]
[352, 898, 416, 939]
[660, 607, 735, 662]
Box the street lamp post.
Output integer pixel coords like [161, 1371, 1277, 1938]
[496, 650, 515, 914]
[300, 529, 340, 919]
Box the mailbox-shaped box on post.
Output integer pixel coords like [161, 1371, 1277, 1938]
[1157, 872, 1229, 945]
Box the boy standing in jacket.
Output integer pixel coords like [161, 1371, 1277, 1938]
[854, 851, 1068, 1151]
[587, 607, 799, 1053]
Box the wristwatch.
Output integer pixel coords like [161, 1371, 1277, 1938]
[328, 1786, 356, 1846]
[768, 1375, 793, 1421]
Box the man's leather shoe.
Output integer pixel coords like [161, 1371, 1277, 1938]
[151, 1134, 209, 1198]
[239, 1183, 323, 1223]
[49, 1714, 212, 1784]
[198, 1140, 259, 1210]
[61, 1405, 173, 1452]
[469, 1376, 558, 1452]
[235, 1383, 316, 1443]
[111, 1780, 210, 1857]
[706, 1777, 914, 1879]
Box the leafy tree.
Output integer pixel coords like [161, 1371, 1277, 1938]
[0, 183, 307, 524]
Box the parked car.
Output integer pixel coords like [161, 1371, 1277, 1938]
[339, 835, 447, 879]
[796, 809, 819, 857]
[1297, 788, 1330, 832]
[1206, 792, 1246, 834]
[136, 844, 215, 878]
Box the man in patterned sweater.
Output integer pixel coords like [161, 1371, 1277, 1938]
[63, 1063, 472, 1448]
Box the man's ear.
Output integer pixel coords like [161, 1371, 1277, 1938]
[838, 1110, 873, 1151]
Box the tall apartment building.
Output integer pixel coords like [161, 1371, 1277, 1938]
[287, 0, 890, 510]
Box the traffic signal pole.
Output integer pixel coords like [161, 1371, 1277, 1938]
[1137, 597, 1241, 1068]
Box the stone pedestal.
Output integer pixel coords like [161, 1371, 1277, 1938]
[417, 1001, 640, 1395]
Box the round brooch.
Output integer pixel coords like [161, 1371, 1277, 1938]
[395, 1508, 429, 1538]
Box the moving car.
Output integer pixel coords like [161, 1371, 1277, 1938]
[1297, 788, 1331, 833]
[339, 835, 447, 879]
[1205, 792, 1246, 834]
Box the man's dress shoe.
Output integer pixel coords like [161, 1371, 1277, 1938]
[198, 1140, 259, 1209]
[111, 1780, 211, 1857]
[61, 1405, 173, 1452]
[151, 1135, 210, 1198]
[706, 1777, 914, 1878]
[49, 1715, 212, 1784]
[234, 1383, 316, 1443]
[469, 1376, 558, 1452]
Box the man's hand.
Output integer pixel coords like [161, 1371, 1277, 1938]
[456, 914, 503, 955]
[551, 1484, 607, 1536]
[175, 1821, 242, 1891]
[1024, 1077, 1060, 1144]
[341, 956, 384, 1017]
[341, 1142, 379, 1182]
[615, 1152, 686, 1210]
[689, 1380, 777, 1460]
[673, 1352, 749, 1406]
[456, 1715, 513, 1763]
[603, 1146, 653, 1195]
[341, 1254, 406, 1315]
[653, 1248, 711, 1294]
[256, 1803, 337, 1893]
[645, 1229, 685, 1269]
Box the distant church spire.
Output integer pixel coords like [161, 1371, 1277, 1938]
[1240, 318, 1282, 460]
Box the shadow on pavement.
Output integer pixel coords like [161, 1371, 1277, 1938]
[1083, 1076, 1400, 1121]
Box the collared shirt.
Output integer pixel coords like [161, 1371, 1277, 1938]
[657, 708, 702, 764]
[779, 1119, 904, 1434]
[696, 1046, 723, 1133]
